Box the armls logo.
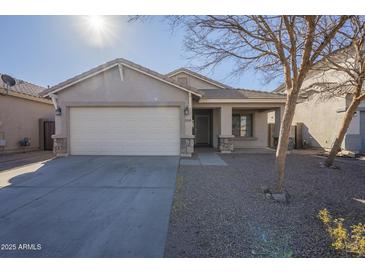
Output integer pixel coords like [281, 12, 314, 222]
[17, 243, 42, 251]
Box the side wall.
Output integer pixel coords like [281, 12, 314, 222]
[0, 94, 54, 153]
[290, 67, 358, 151]
[293, 94, 346, 149]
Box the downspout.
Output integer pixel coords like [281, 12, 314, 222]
[188, 93, 192, 119]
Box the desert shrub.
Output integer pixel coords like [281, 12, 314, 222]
[318, 209, 365, 257]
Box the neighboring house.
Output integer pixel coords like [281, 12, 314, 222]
[40, 58, 286, 157]
[273, 61, 365, 154]
[0, 75, 54, 154]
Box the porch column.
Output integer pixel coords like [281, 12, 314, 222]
[181, 93, 194, 157]
[52, 105, 68, 156]
[272, 105, 285, 148]
[218, 105, 234, 153]
[274, 107, 281, 138]
[184, 93, 193, 136]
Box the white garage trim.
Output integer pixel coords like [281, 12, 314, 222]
[69, 106, 180, 156]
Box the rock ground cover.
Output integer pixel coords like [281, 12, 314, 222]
[165, 153, 365, 257]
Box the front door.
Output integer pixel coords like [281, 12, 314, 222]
[195, 114, 210, 145]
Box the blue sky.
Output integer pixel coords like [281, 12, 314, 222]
[0, 16, 281, 91]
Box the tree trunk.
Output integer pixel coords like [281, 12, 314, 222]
[324, 98, 360, 167]
[275, 89, 300, 193]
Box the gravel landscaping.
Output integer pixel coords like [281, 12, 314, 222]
[165, 153, 365, 257]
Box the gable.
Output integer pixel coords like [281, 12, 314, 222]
[55, 65, 189, 105]
[167, 68, 231, 90]
[169, 71, 221, 90]
[41, 59, 202, 98]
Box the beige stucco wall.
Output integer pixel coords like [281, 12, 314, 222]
[53, 65, 192, 154]
[293, 94, 346, 149]
[288, 66, 361, 150]
[292, 66, 347, 149]
[267, 110, 275, 124]
[272, 64, 362, 150]
[0, 93, 54, 153]
[169, 72, 221, 89]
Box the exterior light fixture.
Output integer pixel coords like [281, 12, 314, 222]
[184, 106, 189, 115]
[55, 107, 62, 116]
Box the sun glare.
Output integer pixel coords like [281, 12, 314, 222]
[86, 15, 106, 32]
[80, 15, 118, 47]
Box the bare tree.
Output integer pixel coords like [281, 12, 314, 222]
[310, 17, 365, 167]
[131, 16, 350, 194]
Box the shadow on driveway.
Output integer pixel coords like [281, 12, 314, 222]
[0, 151, 54, 172]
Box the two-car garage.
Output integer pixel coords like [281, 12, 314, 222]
[69, 106, 181, 156]
[41, 59, 200, 157]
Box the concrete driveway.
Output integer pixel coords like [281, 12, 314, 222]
[0, 155, 179, 258]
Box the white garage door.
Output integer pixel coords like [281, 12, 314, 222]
[69, 107, 180, 155]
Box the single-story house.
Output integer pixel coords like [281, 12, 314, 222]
[40, 58, 286, 157]
[0, 74, 55, 154]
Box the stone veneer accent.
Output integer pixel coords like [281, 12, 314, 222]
[52, 136, 195, 157]
[218, 135, 234, 153]
[52, 136, 67, 156]
[180, 137, 195, 157]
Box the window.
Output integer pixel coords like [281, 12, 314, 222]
[232, 114, 253, 137]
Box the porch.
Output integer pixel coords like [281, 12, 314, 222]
[192, 104, 284, 153]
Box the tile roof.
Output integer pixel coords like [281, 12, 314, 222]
[200, 88, 286, 99]
[0, 74, 46, 98]
[38, 58, 284, 101]
[166, 67, 232, 89]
